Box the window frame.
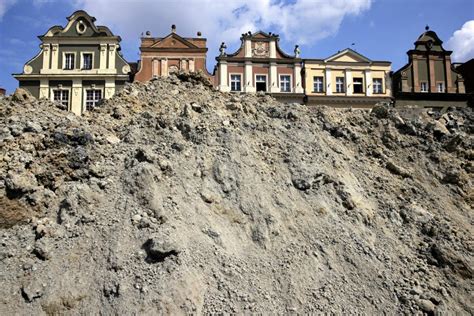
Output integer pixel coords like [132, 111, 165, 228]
[335, 76, 345, 93]
[85, 89, 103, 111]
[352, 77, 364, 94]
[80, 52, 94, 70]
[436, 81, 445, 93]
[420, 81, 428, 93]
[313, 76, 324, 93]
[51, 88, 70, 109]
[229, 73, 242, 92]
[255, 74, 268, 92]
[373, 78, 383, 94]
[279, 74, 292, 93]
[63, 52, 76, 70]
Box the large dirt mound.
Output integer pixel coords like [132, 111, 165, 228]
[0, 75, 472, 314]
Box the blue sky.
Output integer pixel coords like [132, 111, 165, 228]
[1, 0, 473, 93]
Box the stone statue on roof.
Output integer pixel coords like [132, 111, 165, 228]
[294, 45, 301, 58]
[219, 42, 227, 56]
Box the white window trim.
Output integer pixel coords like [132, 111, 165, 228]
[83, 86, 104, 112]
[50, 86, 71, 110]
[279, 74, 292, 93]
[335, 77, 345, 93]
[80, 51, 95, 70]
[255, 74, 268, 92]
[352, 77, 364, 94]
[436, 81, 445, 93]
[313, 76, 324, 93]
[62, 52, 76, 70]
[373, 78, 384, 94]
[229, 73, 243, 92]
[420, 81, 428, 93]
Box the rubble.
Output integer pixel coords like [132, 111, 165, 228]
[0, 75, 472, 314]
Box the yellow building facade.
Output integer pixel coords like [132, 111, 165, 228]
[304, 48, 392, 107]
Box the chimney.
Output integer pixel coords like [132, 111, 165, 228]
[197, 31, 202, 37]
[171, 24, 176, 33]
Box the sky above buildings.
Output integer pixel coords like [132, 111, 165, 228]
[0, 0, 473, 93]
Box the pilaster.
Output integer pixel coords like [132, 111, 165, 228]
[161, 59, 168, 76]
[325, 68, 332, 95]
[105, 79, 115, 99]
[444, 56, 455, 93]
[244, 39, 252, 58]
[218, 61, 230, 92]
[364, 70, 372, 96]
[42, 44, 51, 70]
[100, 44, 107, 70]
[294, 63, 303, 93]
[189, 59, 195, 72]
[428, 55, 436, 92]
[413, 57, 419, 92]
[51, 44, 59, 70]
[269, 62, 278, 93]
[244, 61, 255, 92]
[152, 59, 159, 77]
[71, 79, 83, 115]
[345, 69, 352, 96]
[269, 41, 276, 58]
[108, 44, 116, 70]
[39, 79, 49, 99]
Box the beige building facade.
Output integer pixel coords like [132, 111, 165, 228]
[13, 11, 131, 115]
[304, 48, 391, 107]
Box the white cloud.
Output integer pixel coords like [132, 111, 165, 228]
[72, 0, 372, 57]
[447, 20, 474, 62]
[0, 0, 17, 21]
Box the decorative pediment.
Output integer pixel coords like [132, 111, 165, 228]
[325, 48, 372, 63]
[41, 10, 116, 39]
[150, 33, 199, 49]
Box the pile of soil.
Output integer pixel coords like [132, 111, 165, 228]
[0, 74, 472, 314]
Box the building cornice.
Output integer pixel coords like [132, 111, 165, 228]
[217, 57, 302, 63]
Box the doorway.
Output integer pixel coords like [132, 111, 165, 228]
[256, 75, 267, 92]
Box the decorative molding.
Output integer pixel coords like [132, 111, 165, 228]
[122, 65, 131, 74]
[24, 65, 33, 74]
[76, 19, 87, 34]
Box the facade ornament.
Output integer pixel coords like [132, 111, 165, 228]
[294, 45, 301, 58]
[219, 42, 227, 56]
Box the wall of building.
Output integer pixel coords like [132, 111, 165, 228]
[19, 80, 40, 98]
[304, 62, 391, 97]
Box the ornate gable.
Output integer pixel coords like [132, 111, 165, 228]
[41, 10, 116, 39]
[413, 27, 446, 52]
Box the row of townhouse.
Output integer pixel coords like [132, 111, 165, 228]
[12, 11, 472, 115]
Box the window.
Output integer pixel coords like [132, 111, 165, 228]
[353, 77, 364, 94]
[256, 75, 267, 92]
[53, 90, 69, 107]
[420, 82, 428, 92]
[64, 53, 75, 70]
[336, 77, 345, 93]
[280, 75, 291, 92]
[437, 82, 445, 93]
[313, 76, 324, 93]
[230, 74, 242, 92]
[83, 53, 93, 70]
[373, 78, 383, 94]
[85, 89, 102, 110]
